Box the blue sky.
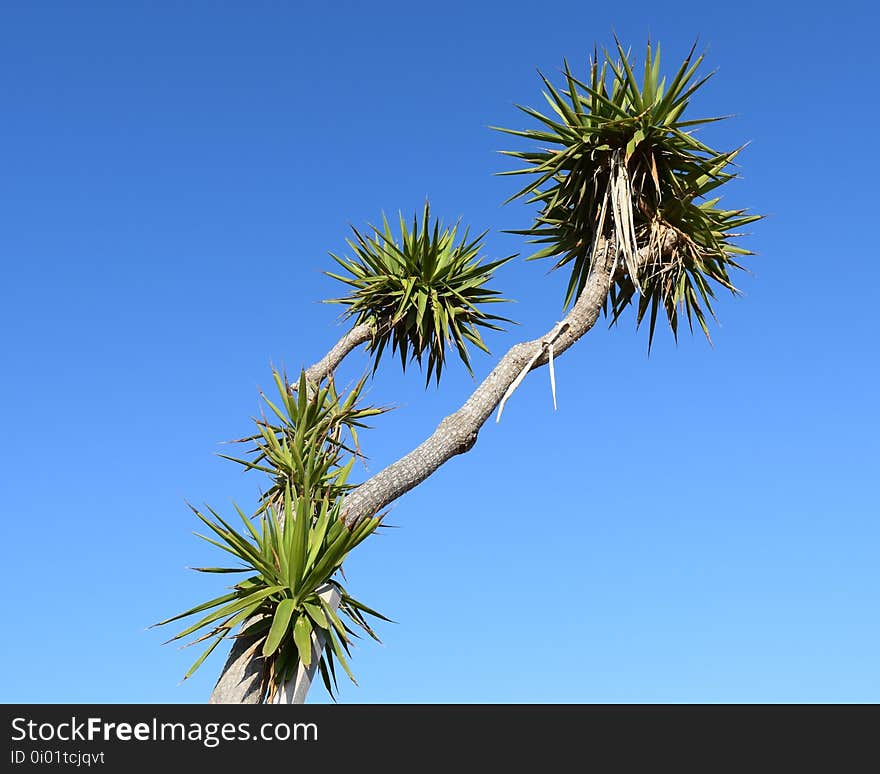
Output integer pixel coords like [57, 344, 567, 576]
[2, 0, 878, 704]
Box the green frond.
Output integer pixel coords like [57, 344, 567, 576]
[325, 201, 516, 385]
[495, 40, 761, 349]
[220, 369, 389, 510]
[154, 480, 389, 700]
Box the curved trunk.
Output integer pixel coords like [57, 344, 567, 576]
[206, 244, 617, 704]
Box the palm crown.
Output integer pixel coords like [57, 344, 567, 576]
[496, 40, 761, 348]
[326, 202, 514, 384]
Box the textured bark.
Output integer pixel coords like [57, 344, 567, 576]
[340, 245, 616, 529]
[208, 244, 617, 703]
[304, 321, 373, 384]
[208, 634, 265, 704]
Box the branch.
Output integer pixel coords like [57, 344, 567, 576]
[340, 244, 617, 529]
[304, 321, 374, 384]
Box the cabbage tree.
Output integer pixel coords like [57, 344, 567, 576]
[158, 38, 760, 703]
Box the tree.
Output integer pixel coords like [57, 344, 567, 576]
[155, 38, 760, 704]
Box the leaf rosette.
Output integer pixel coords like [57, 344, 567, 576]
[496, 40, 761, 348]
[326, 202, 515, 384]
[154, 480, 390, 701]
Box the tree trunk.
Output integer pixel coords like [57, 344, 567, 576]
[206, 244, 617, 704]
[208, 634, 265, 704]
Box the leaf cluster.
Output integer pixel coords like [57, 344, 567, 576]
[154, 482, 389, 700]
[326, 201, 515, 384]
[219, 369, 387, 509]
[496, 39, 761, 348]
[156, 371, 390, 699]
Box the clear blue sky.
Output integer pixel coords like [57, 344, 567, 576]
[2, 0, 878, 704]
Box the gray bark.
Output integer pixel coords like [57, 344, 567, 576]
[207, 244, 617, 704]
[304, 321, 374, 384]
[340, 246, 617, 529]
[208, 633, 266, 704]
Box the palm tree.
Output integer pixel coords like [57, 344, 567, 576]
[159, 38, 759, 704]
